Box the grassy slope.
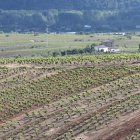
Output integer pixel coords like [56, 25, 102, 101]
[0, 33, 139, 58]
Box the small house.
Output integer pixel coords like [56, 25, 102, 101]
[102, 40, 114, 47]
[113, 32, 125, 36]
[84, 25, 91, 28]
[65, 32, 76, 34]
[95, 45, 108, 52]
[109, 48, 119, 52]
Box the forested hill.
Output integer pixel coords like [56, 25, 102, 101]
[1, 0, 140, 10]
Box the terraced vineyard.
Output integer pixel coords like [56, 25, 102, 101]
[0, 54, 140, 140]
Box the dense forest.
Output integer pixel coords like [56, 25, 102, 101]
[0, 0, 140, 32]
[0, 9, 140, 32]
[1, 0, 140, 10]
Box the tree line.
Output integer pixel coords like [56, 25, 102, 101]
[0, 9, 140, 32]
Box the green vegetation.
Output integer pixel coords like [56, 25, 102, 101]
[0, 54, 140, 139]
[0, 33, 139, 58]
[1, 8, 140, 32]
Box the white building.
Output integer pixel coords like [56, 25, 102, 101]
[65, 32, 76, 34]
[113, 32, 125, 36]
[109, 48, 119, 52]
[84, 25, 91, 28]
[95, 45, 108, 52]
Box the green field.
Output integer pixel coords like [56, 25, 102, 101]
[0, 33, 139, 58]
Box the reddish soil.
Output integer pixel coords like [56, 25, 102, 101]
[85, 105, 140, 140]
[41, 101, 120, 140]
[1, 60, 140, 140]
[1, 65, 134, 123]
[101, 115, 140, 140]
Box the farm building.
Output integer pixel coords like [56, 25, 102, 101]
[113, 32, 125, 36]
[102, 40, 114, 47]
[84, 25, 91, 28]
[109, 48, 119, 52]
[65, 32, 76, 34]
[95, 45, 108, 52]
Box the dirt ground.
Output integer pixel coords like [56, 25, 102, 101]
[1, 60, 140, 140]
[90, 107, 140, 140]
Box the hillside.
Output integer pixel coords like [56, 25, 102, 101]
[1, 0, 140, 10]
[0, 55, 140, 140]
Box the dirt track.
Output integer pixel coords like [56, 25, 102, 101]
[90, 107, 140, 140]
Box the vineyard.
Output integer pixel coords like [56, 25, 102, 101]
[0, 54, 140, 140]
